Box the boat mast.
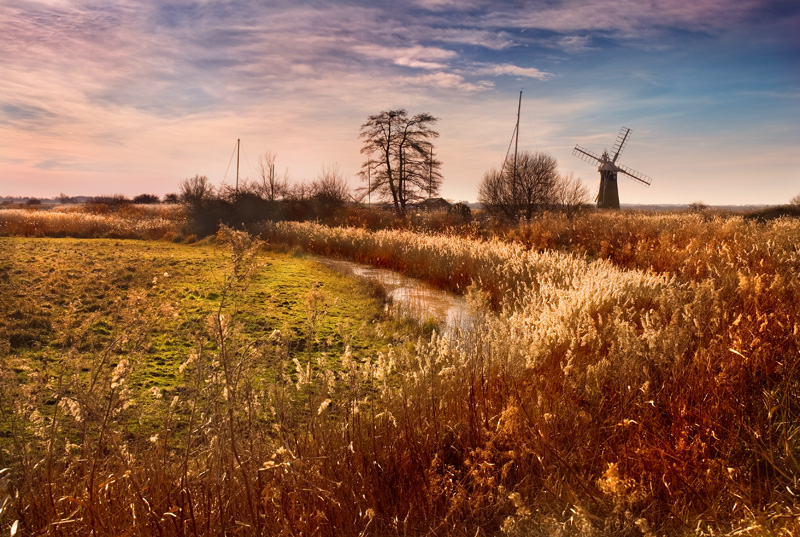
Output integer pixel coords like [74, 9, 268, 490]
[512, 90, 521, 218]
[429, 143, 433, 199]
[236, 138, 240, 195]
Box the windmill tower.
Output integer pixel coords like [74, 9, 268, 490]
[573, 127, 652, 209]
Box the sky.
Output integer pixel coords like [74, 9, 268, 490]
[1, 0, 798, 205]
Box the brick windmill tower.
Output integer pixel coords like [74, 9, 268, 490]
[573, 127, 652, 209]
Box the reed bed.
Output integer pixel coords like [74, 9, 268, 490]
[0, 205, 185, 240]
[256, 219, 800, 535]
[2, 214, 799, 535]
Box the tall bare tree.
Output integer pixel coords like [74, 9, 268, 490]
[478, 150, 559, 221]
[359, 109, 442, 216]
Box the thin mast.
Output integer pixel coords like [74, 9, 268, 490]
[236, 138, 240, 195]
[429, 143, 433, 199]
[512, 90, 521, 218]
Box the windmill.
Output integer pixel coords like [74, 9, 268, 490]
[573, 127, 652, 209]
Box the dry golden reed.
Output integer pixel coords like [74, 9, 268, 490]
[0, 204, 185, 239]
[2, 213, 799, 536]
[257, 217, 800, 535]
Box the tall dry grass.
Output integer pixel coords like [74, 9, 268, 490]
[0, 204, 185, 240]
[2, 213, 799, 535]
[257, 218, 800, 534]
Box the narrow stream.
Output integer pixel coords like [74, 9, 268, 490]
[314, 257, 471, 335]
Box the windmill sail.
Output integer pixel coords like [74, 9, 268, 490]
[573, 146, 603, 164]
[610, 127, 630, 162]
[617, 163, 651, 186]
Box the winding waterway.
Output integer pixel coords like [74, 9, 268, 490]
[314, 257, 471, 335]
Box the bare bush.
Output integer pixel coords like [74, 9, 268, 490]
[553, 172, 590, 217]
[312, 164, 350, 205]
[179, 174, 214, 205]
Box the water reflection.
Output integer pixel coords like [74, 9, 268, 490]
[314, 257, 470, 335]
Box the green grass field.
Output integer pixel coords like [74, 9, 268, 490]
[0, 236, 403, 442]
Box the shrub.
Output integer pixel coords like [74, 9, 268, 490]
[132, 193, 160, 204]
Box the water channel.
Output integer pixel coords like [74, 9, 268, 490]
[314, 257, 471, 336]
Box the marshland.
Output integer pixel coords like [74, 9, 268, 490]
[1, 201, 799, 536]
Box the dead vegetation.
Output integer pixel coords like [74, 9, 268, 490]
[1, 209, 798, 536]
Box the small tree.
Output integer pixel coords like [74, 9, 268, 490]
[312, 164, 350, 206]
[689, 201, 709, 212]
[478, 150, 559, 221]
[449, 202, 472, 221]
[359, 109, 442, 216]
[179, 175, 214, 205]
[790, 193, 800, 206]
[554, 173, 590, 218]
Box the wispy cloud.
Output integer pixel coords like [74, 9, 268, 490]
[482, 0, 770, 39]
[353, 44, 458, 70]
[405, 72, 493, 92]
[484, 64, 552, 80]
[0, 102, 60, 130]
[431, 28, 517, 50]
[552, 35, 594, 53]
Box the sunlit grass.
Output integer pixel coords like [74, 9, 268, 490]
[0, 204, 186, 239]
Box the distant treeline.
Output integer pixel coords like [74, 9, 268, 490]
[1, 193, 174, 205]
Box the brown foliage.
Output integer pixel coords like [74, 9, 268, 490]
[3, 212, 800, 535]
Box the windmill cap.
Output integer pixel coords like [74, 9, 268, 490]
[599, 161, 618, 171]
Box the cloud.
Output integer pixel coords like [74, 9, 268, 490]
[0, 103, 60, 130]
[408, 0, 485, 11]
[290, 63, 315, 76]
[35, 158, 74, 171]
[432, 28, 517, 50]
[405, 72, 493, 92]
[487, 64, 552, 80]
[353, 44, 458, 70]
[553, 35, 593, 53]
[483, 0, 768, 39]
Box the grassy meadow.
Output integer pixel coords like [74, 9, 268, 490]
[1, 205, 799, 536]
